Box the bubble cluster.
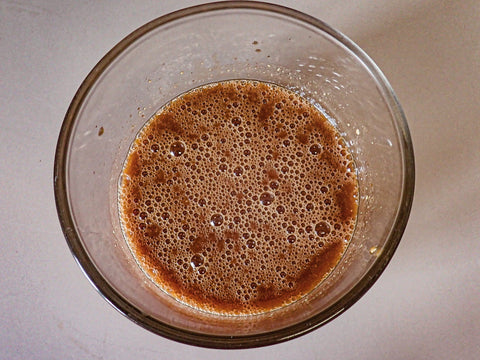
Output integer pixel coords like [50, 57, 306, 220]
[118, 80, 358, 315]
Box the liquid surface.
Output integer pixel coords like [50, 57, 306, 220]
[118, 80, 358, 315]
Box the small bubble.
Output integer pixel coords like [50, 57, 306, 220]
[219, 164, 227, 172]
[276, 205, 285, 214]
[210, 213, 224, 226]
[309, 144, 322, 155]
[246, 239, 256, 249]
[191, 254, 204, 268]
[233, 166, 244, 176]
[232, 117, 241, 126]
[347, 162, 355, 173]
[269, 181, 279, 190]
[139, 212, 148, 220]
[260, 192, 275, 206]
[306, 203, 314, 211]
[315, 221, 331, 237]
[287, 234, 296, 243]
[150, 144, 160, 153]
[161, 212, 169, 220]
[198, 266, 206, 274]
[170, 141, 185, 156]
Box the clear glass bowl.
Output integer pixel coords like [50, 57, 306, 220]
[54, 1, 414, 349]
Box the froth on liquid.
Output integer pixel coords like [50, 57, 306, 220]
[118, 80, 358, 315]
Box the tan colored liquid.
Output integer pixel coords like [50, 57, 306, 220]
[118, 80, 358, 315]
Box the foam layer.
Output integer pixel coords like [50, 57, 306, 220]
[118, 80, 358, 315]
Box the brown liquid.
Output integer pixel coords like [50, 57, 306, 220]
[118, 80, 358, 315]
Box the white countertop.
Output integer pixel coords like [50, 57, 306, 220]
[1, 1, 479, 358]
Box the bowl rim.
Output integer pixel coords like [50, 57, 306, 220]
[54, 0, 415, 349]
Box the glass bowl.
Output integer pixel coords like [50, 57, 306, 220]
[54, 1, 414, 349]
